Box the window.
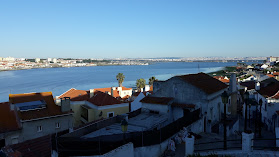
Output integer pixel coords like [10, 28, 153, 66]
[107, 112, 114, 118]
[37, 126, 42, 132]
[55, 122, 60, 129]
[11, 136, 18, 145]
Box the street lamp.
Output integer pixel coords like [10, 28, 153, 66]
[121, 119, 128, 143]
[259, 99, 263, 137]
[244, 91, 249, 132]
[249, 104, 251, 128]
[221, 91, 229, 150]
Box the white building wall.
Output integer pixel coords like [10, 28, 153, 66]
[131, 93, 145, 112]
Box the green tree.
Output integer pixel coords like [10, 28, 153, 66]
[148, 76, 158, 85]
[136, 78, 146, 90]
[116, 73, 125, 87]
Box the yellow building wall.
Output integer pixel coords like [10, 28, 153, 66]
[91, 106, 129, 121]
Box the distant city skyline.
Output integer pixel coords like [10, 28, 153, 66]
[0, 0, 279, 58]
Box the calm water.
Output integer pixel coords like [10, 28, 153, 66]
[1, 62, 241, 102]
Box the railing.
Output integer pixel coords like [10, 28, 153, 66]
[252, 138, 278, 151]
[194, 139, 242, 152]
[56, 109, 201, 156]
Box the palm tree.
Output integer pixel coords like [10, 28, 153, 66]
[136, 78, 146, 90]
[148, 76, 158, 85]
[116, 73, 125, 87]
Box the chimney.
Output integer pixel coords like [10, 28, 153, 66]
[229, 73, 237, 93]
[255, 82, 260, 90]
[111, 87, 114, 97]
[90, 89, 94, 98]
[55, 96, 60, 105]
[144, 85, 150, 92]
[61, 97, 71, 112]
[117, 87, 122, 91]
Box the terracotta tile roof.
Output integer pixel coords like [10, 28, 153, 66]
[140, 96, 174, 105]
[9, 92, 72, 121]
[258, 82, 279, 98]
[58, 88, 89, 101]
[120, 86, 132, 90]
[175, 73, 228, 94]
[94, 87, 120, 98]
[87, 91, 122, 106]
[273, 72, 279, 76]
[213, 76, 230, 83]
[171, 103, 195, 109]
[0, 102, 20, 133]
[267, 74, 275, 78]
[5, 135, 52, 157]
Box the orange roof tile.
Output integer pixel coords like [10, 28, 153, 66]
[58, 88, 89, 101]
[94, 87, 120, 98]
[176, 73, 228, 94]
[120, 86, 132, 90]
[273, 72, 279, 76]
[9, 92, 72, 121]
[267, 74, 275, 78]
[87, 91, 122, 106]
[0, 102, 20, 133]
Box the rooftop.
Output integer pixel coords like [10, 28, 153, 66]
[82, 112, 168, 138]
[87, 91, 122, 106]
[258, 81, 279, 98]
[9, 92, 72, 121]
[175, 73, 228, 94]
[0, 102, 20, 133]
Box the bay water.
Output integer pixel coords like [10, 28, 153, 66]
[0, 62, 244, 102]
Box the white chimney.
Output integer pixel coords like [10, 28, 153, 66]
[255, 82, 260, 90]
[55, 96, 60, 105]
[112, 87, 116, 90]
[144, 85, 150, 92]
[117, 87, 122, 91]
[90, 89, 94, 98]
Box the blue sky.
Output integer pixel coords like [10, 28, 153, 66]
[0, 0, 278, 58]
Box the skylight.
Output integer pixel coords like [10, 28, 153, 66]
[15, 100, 47, 111]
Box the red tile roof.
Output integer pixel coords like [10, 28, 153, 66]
[140, 96, 174, 105]
[171, 103, 196, 109]
[213, 76, 230, 83]
[267, 74, 275, 78]
[87, 91, 122, 106]
[0, 102, 20, 133]
[9, 92, 72, 121]
[58, 88, 89, 101]
[175, 73, 228, 94]
[94, 87, 120, 97]
[258, 82, 279, 98]
[273, 72, 279, 76]
[5, 135, 52, 157]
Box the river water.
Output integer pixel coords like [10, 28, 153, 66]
[0, 62, 245, 102]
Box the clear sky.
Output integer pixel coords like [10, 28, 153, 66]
[0, 0, 278, 58]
